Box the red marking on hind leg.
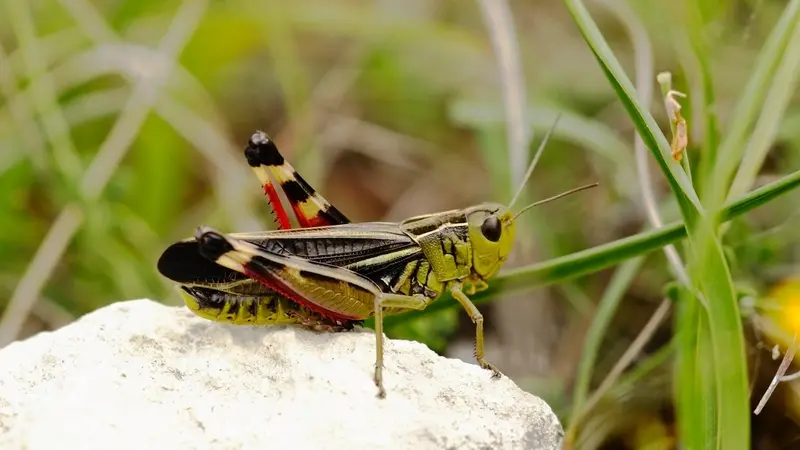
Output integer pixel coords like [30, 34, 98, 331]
[290, 204, 328, 228]
[242, 267, 361, 322]
[263, 181, 292, 230]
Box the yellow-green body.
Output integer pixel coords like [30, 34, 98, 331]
[157, 126, 586, 398]
[161, 203, 518, 397]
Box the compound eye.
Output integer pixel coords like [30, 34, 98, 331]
[480, 216, 502, 242]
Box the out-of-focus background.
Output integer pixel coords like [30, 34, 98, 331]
[1, 0, 799, 448]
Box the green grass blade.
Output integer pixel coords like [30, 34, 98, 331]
[711, 0, 800, 207]
[567, 256, 645, 440]
[674, 282, 710, 449]
[474, 0, 530, 189]
[680, 0, 722, 195]
[685, 7, 800, 445]
[562, 0, 701, 216]
[727, 17, 800, 200]
[689, 226, 748, 449]
[379, 167, 800, 328]
[572, 339, 676, 449]
[697, 312, 718, 447]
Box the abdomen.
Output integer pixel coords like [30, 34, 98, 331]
[179, 286, 356, 331]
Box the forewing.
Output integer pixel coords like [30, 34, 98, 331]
[196, 227, 381, 321]
[158, 222, 421, 290]
[244, 131, 349, 228]
[236, 223, 419, 266]
[157, 238, 248, 285]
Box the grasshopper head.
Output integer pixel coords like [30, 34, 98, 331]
[463, 116, 597, 281]
[465, 178, 597, 280]
[466, 203, 516, 280]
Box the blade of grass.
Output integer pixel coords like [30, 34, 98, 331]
[568, 8, 696, 443]
[563, 2, 754, 447]
[727, 18, 800, 200]
[684, 221, 748, 449]
[568, 3, 691, 441]
[673, 283, 712, 449]
[0, 0, 208, 346]
[680, 0, 721, 195]
[576, 297, 672, 429]
[44, 0, 264, 235]
[567, 256, 644, 442]
[570, 0, 658, 420]
[614, 338, 674, 397]
[379, 166, 800, 328]
[575, 350, 673, 450]
[0, 43, 46, 170]
[475, 0, 530, 188]
[5, 1, 83, 187]
[755, 334, 797, 414]
[684, 4, 800, 446]
[698, 311, 718, 447]
[710, 0, 800, 208]
[562, 0, 702, 218]
[654, 72, 712, 449]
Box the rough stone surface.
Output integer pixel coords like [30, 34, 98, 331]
[0, 299, 563, 450]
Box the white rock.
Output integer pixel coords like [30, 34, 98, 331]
[0, 299, 562, 450]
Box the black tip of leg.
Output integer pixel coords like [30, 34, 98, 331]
[245, 131, 284, 167]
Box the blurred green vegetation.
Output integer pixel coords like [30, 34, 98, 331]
[2, 0, 800, 448]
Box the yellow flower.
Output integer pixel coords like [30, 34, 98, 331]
[770, 279, 800, 333]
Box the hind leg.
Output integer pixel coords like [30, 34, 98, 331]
[372, 293, 430, 397]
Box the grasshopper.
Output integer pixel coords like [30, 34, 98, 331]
[158, 127, 595, 397]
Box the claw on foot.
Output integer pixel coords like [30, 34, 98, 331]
[373, 365, 387, 398]
[479, 360, 502, 378]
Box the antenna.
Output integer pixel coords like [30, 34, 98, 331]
[507, 114, 562, 210]
[510, 182, 598, 222]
